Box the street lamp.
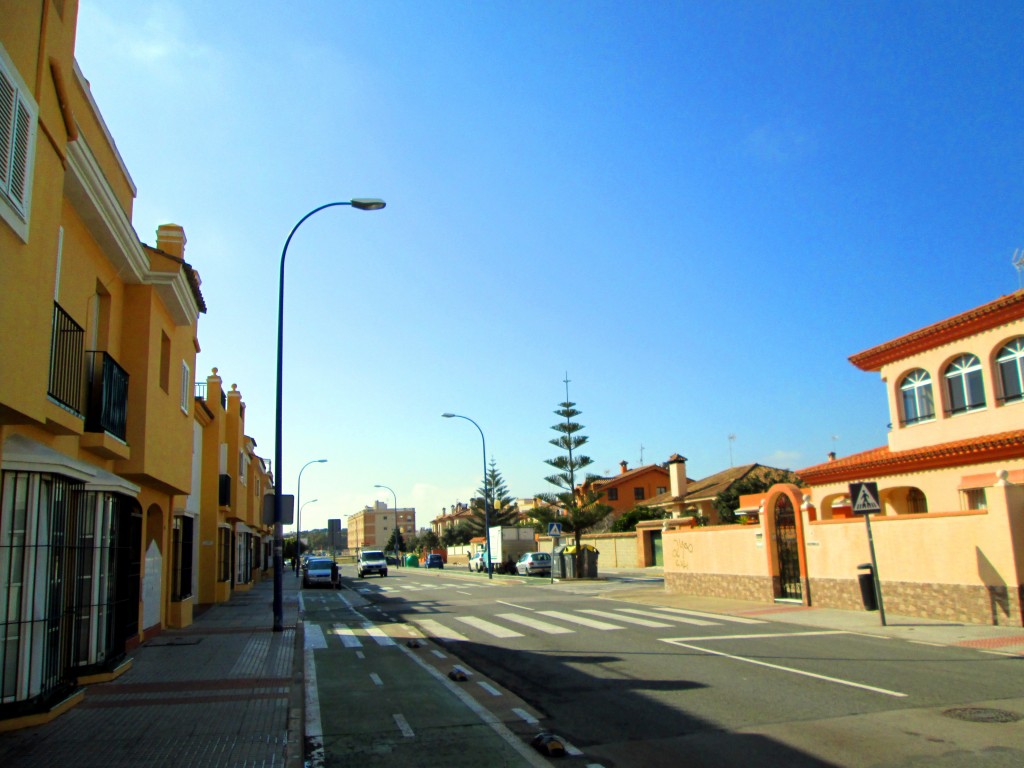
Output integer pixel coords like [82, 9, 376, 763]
[374, 484, 399, 564]
[442, 412, 492, 579]
[273, 198, 386, 632]
[296, 459, 327, 566]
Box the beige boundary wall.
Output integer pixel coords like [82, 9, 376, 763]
[663, 482, 1024, 627]
[538, 532, 639, 567]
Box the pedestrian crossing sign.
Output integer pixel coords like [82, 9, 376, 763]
[547, 522, 563, 537]
[849, 482, 881, 515]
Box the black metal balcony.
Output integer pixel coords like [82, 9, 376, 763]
[48, 303, 85, 415]
[85, 351, 129, 441]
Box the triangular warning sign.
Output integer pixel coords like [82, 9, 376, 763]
[853, 484, 880, 513]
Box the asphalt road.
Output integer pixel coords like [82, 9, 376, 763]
[306, 565, 1024, 768]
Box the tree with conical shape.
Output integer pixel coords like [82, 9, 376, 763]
[531, 375, 612, 577]
[469, 458, 519, 533]
[385, 526, 406, 561]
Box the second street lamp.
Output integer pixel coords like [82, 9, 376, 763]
[273, 198, 385, 631]
[296, 458, 327, 568]
[442, 412, 492, 579]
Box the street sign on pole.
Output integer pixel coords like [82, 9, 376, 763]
[264, 494, 294, 525]
[547, 522, 563, 537]
[848, 481, 887, 626]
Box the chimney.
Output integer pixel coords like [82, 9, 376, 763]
[668, 454, 688, 498]
[619, 460, 629, 474]
[156, 223, 186, 259]
[828, 451, 836, 462]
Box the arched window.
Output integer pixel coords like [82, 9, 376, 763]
[944, 354, 985, 414]
[996, 338, 1024, 404]
[900, 369, 935, 425]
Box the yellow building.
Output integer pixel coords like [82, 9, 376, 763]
[0, 1, 206, 724]
[191, 369, 273, 609]
[348, 501, 416, 550]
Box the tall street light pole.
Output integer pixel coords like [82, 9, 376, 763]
[296, 458, 328, 565]
[374, 484, 399, 564]
[442, 412, 492, 579]
[273, 198, 386, 632]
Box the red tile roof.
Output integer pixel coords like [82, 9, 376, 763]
[798, 429, 1024, 485]
[848, 291, 1024, 371]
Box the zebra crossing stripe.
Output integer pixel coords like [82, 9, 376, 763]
[619, 605, 764, 625]
[579, 609, 672, 628]
[455, 616, 525, 638]
[415, 618, 470, 642]
[363, 622, 396, 646]
[537, 610, 623, 631]
[332, 625, 363, 648]
[497, 613, 574, 635]
[614, 608, 718, 626]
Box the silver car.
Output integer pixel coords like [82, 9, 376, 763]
[303, 558, 337, 588]
[515, 551, 552, 576]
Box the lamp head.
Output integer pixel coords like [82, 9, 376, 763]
[351, 198, 386, 211]
[316, 459, 328, 464]
[442, 412, 455, 418]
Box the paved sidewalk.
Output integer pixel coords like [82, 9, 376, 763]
[0, 574, 303, 768]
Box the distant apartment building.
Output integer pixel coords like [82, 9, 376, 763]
[348, 501, 415, 550]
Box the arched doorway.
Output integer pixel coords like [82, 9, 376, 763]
[773, 494, 802, 601]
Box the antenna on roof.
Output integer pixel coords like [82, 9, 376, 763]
[639, 443, 645, 464]
[1014, 249, 1024, 291]
[728, 434, 736, 467]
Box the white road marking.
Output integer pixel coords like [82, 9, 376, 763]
[662, 637, 908, 697]
[363, 622, 396, 646]
[663, 631, 846, 643]
[393, 713, 415, 738]
[477, 681, 502, 696]
[455, 616, 525, 638]
[497, 601, 533, 610]
[370, 673, 383, 686]
[305, 624, 327, 649]
[431, 649, 447, 659]
[623, 605, 764, 625]
[457, 591, 473, 595]
[580, 609, 672, 628]
[497, 613, 575, 634]
[513, 708, 539, 725]
[355, 651, 365, 659]
[615, 607, 718, 626]
[564, 742, 584, 757]
[538, 611, 624, 631]
[416, 618, 470, 642]
[303, 641, 325, 767]
[331, 626, 363, 648]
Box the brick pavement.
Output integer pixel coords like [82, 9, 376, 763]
[0, 574, 303, 768]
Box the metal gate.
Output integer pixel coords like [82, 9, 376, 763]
[651, 531, 663, 566]
[773, 494, 802, 601]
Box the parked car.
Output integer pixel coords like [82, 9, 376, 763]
[516, 551, 552, 576]
[425, 553, 444, 569]
[357, 549, 388, 578]
[468, 552, 490, 572]
[303, 557, 339, 588]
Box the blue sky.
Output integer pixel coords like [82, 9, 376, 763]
[73, 1, 1024, 532]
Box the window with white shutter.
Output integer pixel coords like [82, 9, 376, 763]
[0, 45, 37, 241]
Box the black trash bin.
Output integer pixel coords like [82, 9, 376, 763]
[551, 545, 569, 579]
[857, 563, 878, 611]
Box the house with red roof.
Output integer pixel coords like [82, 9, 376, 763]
[663, 291, 1024, 626]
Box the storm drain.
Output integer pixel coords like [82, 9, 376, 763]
[942, 707, 1022, 724]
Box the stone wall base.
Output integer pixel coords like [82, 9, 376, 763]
[809, 578, 1024, 627]
[665, 572, 774, 603]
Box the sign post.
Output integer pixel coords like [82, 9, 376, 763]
[849, 482, 887, 626]
[547, 522, 562, 584]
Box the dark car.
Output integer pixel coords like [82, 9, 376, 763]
[425, 553, 444, 569]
